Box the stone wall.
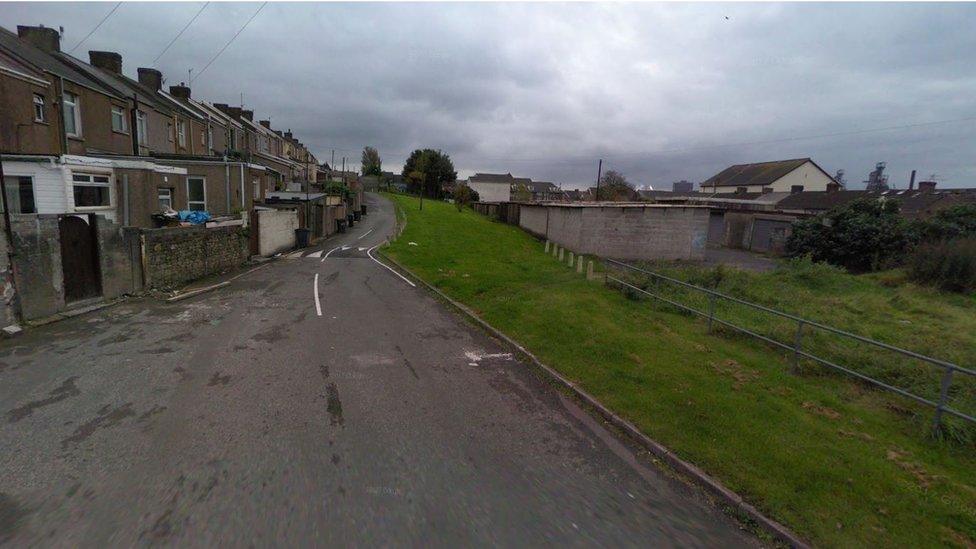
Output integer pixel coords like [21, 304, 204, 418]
[141, 225, 248, 290]
[519, 204, 710, 261]
[9, 215, 64, 320]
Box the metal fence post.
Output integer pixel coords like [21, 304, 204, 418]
[793, 320, 804, 373]
[932, 366, 955, 432]
[707, 293, 716, 333]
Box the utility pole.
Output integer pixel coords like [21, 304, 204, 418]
[595, 159, 603, 201]
[331, 149, 335, 182]
[341, 157, 346, 186]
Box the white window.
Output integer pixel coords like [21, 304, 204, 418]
[63, 92, 81, 136]
[2, 176, 37, 214]
[252, 178, 261, 199]
[167, 122, 174, 142]
[177, 120, 186, 147]
[33, 94, 45, 122]
[187, 176, 206, 211]
[136, 111, 148, 144]
[111, 105, 127, 133]
[158, 187, 173, 210]
[72, 173, 111, 208]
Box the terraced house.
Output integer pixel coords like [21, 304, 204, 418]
[0, 23, 323, 325]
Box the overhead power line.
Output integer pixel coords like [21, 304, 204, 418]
[152, 2, 210, 66]
[190, 2, 267, 85]
[68, 2, 122, 54]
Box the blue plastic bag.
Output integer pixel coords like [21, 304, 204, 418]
[178, 210, 211, 224]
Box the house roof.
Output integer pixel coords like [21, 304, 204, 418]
[0, 48, 48, 84]
[0, 26, 121, 97]
[470, 173, 515, 184]
[524, 180, 559, 193]
[702, 158, 822, 188]
[55, 53, 175, 114]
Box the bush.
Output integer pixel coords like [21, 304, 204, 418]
[909, 204, 976, 243]
[908, 237, 976, 293]
[787, 198, 911, 272]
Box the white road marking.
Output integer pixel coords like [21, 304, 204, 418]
[308, 250, 322, 258]
[342, 245, 351, 250]
[320, 246, 341, 262]
[366, 244, 416, 287]
[464, 351, 513, 363]
[358, 247, 366, 251]
[286, 250, 304, 259]
[313, 273, 323, 316]
[357, 228, 374, 240]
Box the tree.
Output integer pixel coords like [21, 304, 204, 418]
[454, 185, 475, 211]
[596, 170, 637, 201]
[401, 149, 457, 200]
[361, 146, 382, 176]
[786, 198, 911, 272]
[512, 183, 532, 202]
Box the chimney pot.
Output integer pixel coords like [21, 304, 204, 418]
[88, 50, 122, 74]
[137, 67, 163, 91]
[17, 25, 61, 52]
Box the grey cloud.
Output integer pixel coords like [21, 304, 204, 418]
[2, 2, 975, 188]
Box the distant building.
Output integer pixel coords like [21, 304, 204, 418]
[700, 158, 836, 194]
[672, 180, 694, 193]
[864, 162, 889, 192]
[466, 173, 515, 203]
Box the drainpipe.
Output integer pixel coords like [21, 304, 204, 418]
[240, 162, 246, 215]
[225, 162, 231, 213]
[129, 94, 139, 155]
[56, 76, 68, 154]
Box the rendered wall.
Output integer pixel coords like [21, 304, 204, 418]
[257, 208, 298, 256]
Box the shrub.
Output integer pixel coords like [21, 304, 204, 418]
[908, 237, 976, 293]
[909, 204, 976, 243]
[787, 198, 911, 272]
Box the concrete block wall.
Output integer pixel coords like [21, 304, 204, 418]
[95, 217, 141, 299]
[0, 221, 17, 326]
[141, 225, 248, 290]
[519, 204, 710, 261]
[257, 208, 299, 256]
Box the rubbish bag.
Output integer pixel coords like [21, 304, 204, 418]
[178, 210, 211, 224]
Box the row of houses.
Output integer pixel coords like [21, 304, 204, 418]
[0, 23, 360, 329]
[1, 24, 326, 228]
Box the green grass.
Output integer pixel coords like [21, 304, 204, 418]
[382, 194, 976, 548]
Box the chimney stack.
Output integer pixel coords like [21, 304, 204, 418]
[826, 182, 841, 193]
[241, 109, 253, 121]
[259, 120, 271, 129]
[17, 25, 61, 52]
[909, 169, 916, 190]
[169, 82, 191, 99]
[918, 180, 937, 191]
[284, 131, 293, 140]
[88, 51, 122, 74]
[137, 67, 163, 91]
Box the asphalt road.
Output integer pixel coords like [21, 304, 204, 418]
[0, 194, 756, 547]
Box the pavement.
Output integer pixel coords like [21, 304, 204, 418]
[0, 193, 757, 547]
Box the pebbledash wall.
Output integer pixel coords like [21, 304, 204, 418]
[139, 225, 248, 290]
[518, 203, 711, 261]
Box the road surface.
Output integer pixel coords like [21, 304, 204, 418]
[0, 194, 755, 547]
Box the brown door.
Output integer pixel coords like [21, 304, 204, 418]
[59, 215, 102, 302]
[249, 209, 260, 255]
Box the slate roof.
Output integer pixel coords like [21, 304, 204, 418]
[55, 53, 174, 113]
[0, 26, 120, 96]
[470, 173, 515, 184]
[702, 158, 821, 188]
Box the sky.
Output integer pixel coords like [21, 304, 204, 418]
[2, 2, 975, 190]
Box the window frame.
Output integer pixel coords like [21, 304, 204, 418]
[1, 175, 38, 214]
[63, 92, 81, 137]
[110, 104, 128, 134]
[136, 110, 148, 145]
[158, 187, 173, 211]
[167, 122, 174, 143]
[33, 94, 45, 123]
[71, 172, 112, 210]
[186, 176, 206, 211]
[177, 120, 186, 147]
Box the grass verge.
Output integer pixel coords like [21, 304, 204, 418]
[383, 193, 975, 548]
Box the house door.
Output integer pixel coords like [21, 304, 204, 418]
[59, 214, 102, 302]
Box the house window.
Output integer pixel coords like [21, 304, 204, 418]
[1, 176, 37, 214]
[111, 105, 127, 133]
[63, 92, 81, 136]
[200, 129, 206, 149]
[177, 120, 186, 147]
[72, 173, 111, 208]
[187, 177, 206, 211]
[252, 178, 261, 200]
[158, 187, 173, 210]
[33, 94, 45, 122]
[136, 111, 148, 144]
[167, 122, 174, 142]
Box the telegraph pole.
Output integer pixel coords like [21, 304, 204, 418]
[595, 159, 603, 201]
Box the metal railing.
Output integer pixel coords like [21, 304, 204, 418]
[603, 258, 976, 430]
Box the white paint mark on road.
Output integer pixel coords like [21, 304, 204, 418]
[358, 247, 366, 251]
[464, 351, 513, 363]
[313, 273, 323, 317]
[367, 244, 416, 287]
[286, 250, 304, 259]
[308, 250, 323, 258]
[357, 228, 374, 240]
[321, 246, 341, 262]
